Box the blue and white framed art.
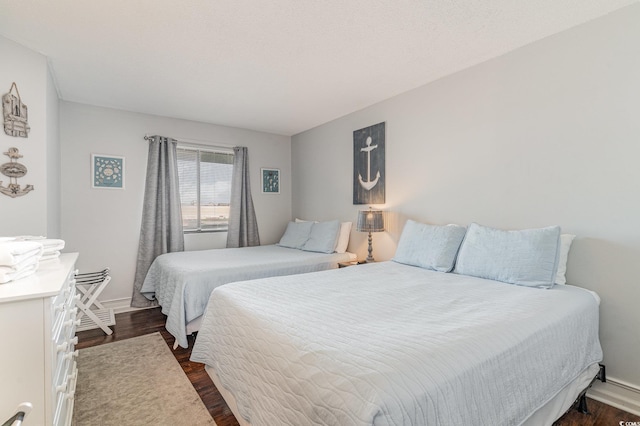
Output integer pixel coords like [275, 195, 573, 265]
[92, 154, 125, 189]
[261, 168, 280, 194]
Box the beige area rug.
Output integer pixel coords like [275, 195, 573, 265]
[72, 332, 216, 426]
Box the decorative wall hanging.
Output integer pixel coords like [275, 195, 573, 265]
[261, 168, 280, 194]
[92, 154, 125, 189]
[2, 82, 30, 138]
[353, 122, 385, 204]
[0, 147, 34, 197]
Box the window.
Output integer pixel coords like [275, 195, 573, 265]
[177, 146, 234, 232]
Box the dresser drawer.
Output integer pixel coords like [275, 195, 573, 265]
[53, 360, 77, 426]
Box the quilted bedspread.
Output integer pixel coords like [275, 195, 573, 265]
[140, 245, 353, 348]
[191, 261, 603, 426]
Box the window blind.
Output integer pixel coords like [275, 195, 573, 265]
[177, 147, 233, 232]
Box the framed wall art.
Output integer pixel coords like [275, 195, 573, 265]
[92, 154, 125, 189]
[261, 168, 280, 194]
[353, 122, 385, 204]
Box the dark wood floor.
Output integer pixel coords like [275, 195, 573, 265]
[76, 308, 640, 426]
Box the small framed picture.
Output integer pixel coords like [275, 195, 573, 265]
[261, 168, 280, 194]
[92, 154, 125, 189]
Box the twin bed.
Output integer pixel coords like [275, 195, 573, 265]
[144, 219, 604, 425]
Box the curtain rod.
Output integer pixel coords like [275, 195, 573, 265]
[143, 134, 235, 151]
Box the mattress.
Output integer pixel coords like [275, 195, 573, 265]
[191, 261, 603, 426]
[141, 244, 354, 348]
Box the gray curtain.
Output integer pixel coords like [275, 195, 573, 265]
[131, 136, 185, 308]
[226, 146, 260, 248]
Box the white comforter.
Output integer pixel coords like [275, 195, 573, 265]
[141, 245, 353, 348]
[191, 261, 602, 426]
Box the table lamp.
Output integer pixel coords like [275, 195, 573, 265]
[356, 208, 385, 262]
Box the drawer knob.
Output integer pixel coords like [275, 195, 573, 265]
[56, 342, 68, 353]
[64, 350, 79, 360]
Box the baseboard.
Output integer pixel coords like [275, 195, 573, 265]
[100, 297, 147, 314]
[587, 376, 640, 416]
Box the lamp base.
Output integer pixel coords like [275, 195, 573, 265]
[366, 231, 375, 263]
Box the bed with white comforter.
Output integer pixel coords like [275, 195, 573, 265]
[140, 244, 354, 348]
[190, 261, 603, 426]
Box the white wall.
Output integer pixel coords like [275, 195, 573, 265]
[292, 4, 640, 402]
[60, 102, 291, 306]
[46, 64, 61, 238]
[0, 37, 52, 236]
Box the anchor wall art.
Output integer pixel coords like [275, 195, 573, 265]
[353, 122, 385, 204]
[0, 147, 34, 198]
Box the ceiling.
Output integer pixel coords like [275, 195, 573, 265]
[0, 1, 636, 136]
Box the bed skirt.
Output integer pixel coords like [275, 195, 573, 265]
[204, 362, 600, 426]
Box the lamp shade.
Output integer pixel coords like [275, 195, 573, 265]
[356, 209, 384, 233]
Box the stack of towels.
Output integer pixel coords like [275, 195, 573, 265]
[0, 239, 44, 284]
[14, 236, 65, 261]
[0, 236, 66, 284]
[36, 238, 65, 261]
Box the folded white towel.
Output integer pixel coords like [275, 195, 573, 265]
[42, 239, 65, 254]
[0, 262, 38, 284]
[13, 235, 45, 241]
[13, 236, 64, 252]
[0, 252, 40, 271]
[40, 251, 61, 261]
[0, 241, 44, 266]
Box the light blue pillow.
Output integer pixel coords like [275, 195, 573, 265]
[302, 220, 341, 253]
[277, 221, 313, 249]
[454, 223, 561, 288]
[392, 220, 466, 272]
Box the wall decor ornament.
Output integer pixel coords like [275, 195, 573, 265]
[353, 122, 385, 204]
[92, 154, 125, 189]
[261, 168, 280, 194]
[2, 82, 30, 138]
[0, 147, 34, 197]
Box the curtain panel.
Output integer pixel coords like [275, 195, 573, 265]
[131, 135, 185, 308]
[226, 146, 260, 248]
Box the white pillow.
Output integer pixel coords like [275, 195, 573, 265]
[393, 220, 466, 272]
[555, 234, 575, 285]
[454, 223, 561, 289]
[295, 218, 352, 253]
[334, 222, 352, 253]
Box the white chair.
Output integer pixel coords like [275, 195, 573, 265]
[75, 268, 115, 335]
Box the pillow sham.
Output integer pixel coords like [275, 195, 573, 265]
[296, 218, 352, 253]
[334, 222, 352, 254]
[392, 220, 466, 272]
[302, 220, 341, 253]
[454, 223, 561, 289]
[277, 221, 314, 249]
[555, 234, 575, 285]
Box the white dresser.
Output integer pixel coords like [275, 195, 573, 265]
[0, 253, 79, 426]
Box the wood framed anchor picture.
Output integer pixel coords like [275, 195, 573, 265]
[353, 122, 385, 204]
